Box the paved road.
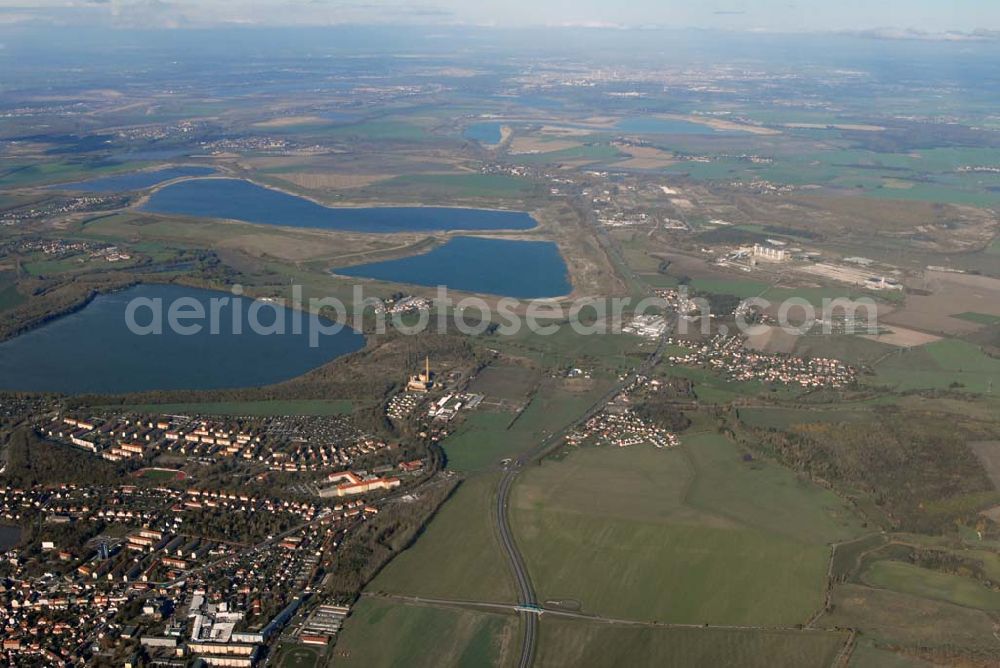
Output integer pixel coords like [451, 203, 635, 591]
[365, 591, 826, 633]
[495, 321, 675, 668]
[494, 198, 677, 667]
[496, 466, 538, 668]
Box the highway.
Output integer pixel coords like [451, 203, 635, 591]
[495, 320, 675, 668]
[494, 197, 676, 667]
[496, 466, 538, 668]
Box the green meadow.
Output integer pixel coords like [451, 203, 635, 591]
[511, 434, 864, 625]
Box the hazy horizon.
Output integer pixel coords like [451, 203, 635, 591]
[0, 0, 997, 37]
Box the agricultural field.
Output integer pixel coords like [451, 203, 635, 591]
[442, 381, 611, 471]
[0, 275, 24, 312]
[468, 364, 539, 401]
[819, 584, 1000, 654]
[480, 325, 652, 373]
[737, 406, 877, 430]
[368, 474, 515, 603]
[330, 597, 516, 668]
[370, 173, 534, 198]
[869, 338, 1000, 395]
[535, 619, 848, 668]
[510, 434, 865, 625]
[442, 412, 526, 472]
[859, 560, 1000, 611]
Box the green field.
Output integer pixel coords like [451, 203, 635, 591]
[871, 338, 1000, 394]
[369, 474, 515, 602]
[0, 160, 151, 188]
[0, 277, 24, 312]
[275, 643, 323, 668]
[738, 406, 877, 430]
[821, 583, 1000, 651]
[663, 364, 801, 404]
[953, 311, 1000, 326]
[375, 173, 533, 197]
[860, 560, 1000, 611]
[316, 120, 430, 141]
[23, 254, 102, 277]
[511, 434, 864, 625]
[106, 399, 354, 416]
[535, 619, 848, 668]
[792, 333, 895, 365]
[482, 325, 650, 372]
[332, 597, 514, 668]
[443, 381, 610, 471]
[442, 412, 525, 471]
[661, 145, 1000, 206]
[515, 144, 623, 165]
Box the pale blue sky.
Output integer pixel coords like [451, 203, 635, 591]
[0, 0, 997, 34]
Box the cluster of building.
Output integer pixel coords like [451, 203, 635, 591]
[296, 603, 350, 646]
[656, 288, 699, 315]
[43, 411, 389, 473]
[427, 392, 484, 422]
[568, 409, 679, 449]
[622, 314, 669, 340]
[667, 334, 856, 388]
[2, 195, 126, 227]
[199, 136, 292, 154]
[374, 295, 432, 316]
[566, 375, 679, 449]
[386, 392, 421, 421]
[113, 120, 207, 142]
[0, 476, 370, 666]
[315, 462, 424, 499]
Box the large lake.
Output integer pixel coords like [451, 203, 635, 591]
[332, 236, 571, 298]
[141, 178, 537, 233]
[50, 166, 216, 192]
[0, 284, 364, 394]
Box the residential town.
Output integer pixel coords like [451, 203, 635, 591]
[666, 334, 857, 388]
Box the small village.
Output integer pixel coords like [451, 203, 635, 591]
[666, 334, 857, 388]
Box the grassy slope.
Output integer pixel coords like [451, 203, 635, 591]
[860, 560, 1000, 611]
[511, 434, 865, 625]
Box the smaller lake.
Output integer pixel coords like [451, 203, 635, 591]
[142, 178, 537, 233]
[0, 284, 364, 394]
[615, 117, 744, 135]
[464, 122, 503, 144]
[332, 236, 571, 298]
[49, 166, 216, 192]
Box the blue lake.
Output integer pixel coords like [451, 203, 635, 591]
[464, 122, 503, 144]
[332, 236, 571, 298]
[0, 284, 364, 394]
[49, 166, 216, 192]
[615, 117, 743, 135]
[141, 178, 538, 233]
